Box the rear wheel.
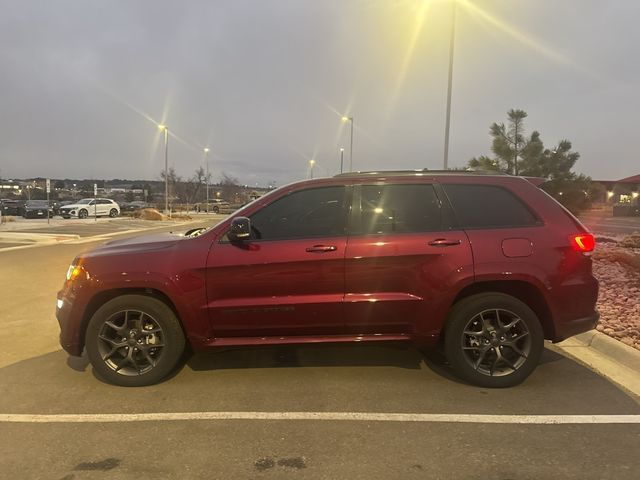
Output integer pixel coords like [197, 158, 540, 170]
[444, 293, 543, 388]
[85, 295, 186, 387]
[212, 206, 219, 214]
[109, 208, 118, 218]
[78, 209, 88, 219]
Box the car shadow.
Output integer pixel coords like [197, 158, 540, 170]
[187, 342, 424, 371]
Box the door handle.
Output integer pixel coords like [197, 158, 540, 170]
[305, 245, 338, 253]
[428, 238, 461, 247]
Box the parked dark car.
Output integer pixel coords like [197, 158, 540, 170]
[23, 200, 53, 218]
[56, 170, 598, 387]
[120, 201, 154, 212]
[1, 199, 25, 216]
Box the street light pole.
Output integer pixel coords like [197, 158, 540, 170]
[309, 159, 316, 179]
[342, 116, 354, 171]
[158, 125, 169, 214]
[204, 147, 210, 213]
[339, 147, 344, 174]
[443, 0, 457, 170]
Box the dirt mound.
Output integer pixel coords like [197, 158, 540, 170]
[138, 209, 167, 221]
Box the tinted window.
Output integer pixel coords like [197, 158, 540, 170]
[98, 199, 112, 204]
[249, 186, 346, 240]
[356, 184, 442, 234]
[444, 184, 538, 228]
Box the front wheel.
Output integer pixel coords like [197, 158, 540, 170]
[444, 293, 543, 388]
[85, 295, 186, 387]
[109, 208, 118, 218]
[78, 209, 88, 219]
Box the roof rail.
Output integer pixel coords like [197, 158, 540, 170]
[333, 169, 510, 177]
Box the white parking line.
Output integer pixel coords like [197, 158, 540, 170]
[1, 411, 639, 424]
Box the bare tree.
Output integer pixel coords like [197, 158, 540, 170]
[219, 172, 241, 202]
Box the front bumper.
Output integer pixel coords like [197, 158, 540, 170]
[24, 210, 50, 218]
[56, 291, 85, 356]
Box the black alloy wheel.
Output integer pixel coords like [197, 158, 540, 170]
[78, 209, 88, 219]
[86, 295, 186, 387]
[444, 293, 543, 388]
[109, 208, 118, 218]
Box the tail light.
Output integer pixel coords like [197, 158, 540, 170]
[569, 233, 595, 253]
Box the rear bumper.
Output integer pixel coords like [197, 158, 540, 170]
[552, 311, 600, 343]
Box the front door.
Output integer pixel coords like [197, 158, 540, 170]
[344, 183, 473, 335]
[205, 185, 349, 337]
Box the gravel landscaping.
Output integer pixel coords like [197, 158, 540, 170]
[592, 234, 640, 351]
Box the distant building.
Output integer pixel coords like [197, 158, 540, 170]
[0, 180, 22, 196]
[594, 174, 640, 204]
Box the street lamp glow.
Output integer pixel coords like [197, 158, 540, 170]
[203, 147, 210, 153]
[158, 124, 167, 131]
[632, 192, 639, 199]
[341, 116, 349, 122]
[607, 191, 614, 198]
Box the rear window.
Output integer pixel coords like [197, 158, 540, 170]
[443, 184, 539, 229]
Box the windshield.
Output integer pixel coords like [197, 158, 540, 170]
[76, 199, 92, 204]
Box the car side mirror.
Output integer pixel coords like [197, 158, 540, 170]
[228, 216, 251, 242]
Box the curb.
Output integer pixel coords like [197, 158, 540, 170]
[0, 232, 81, 253]
[572, 331, 640, 374]
[0, 232, 80, 244]
[553, 330, 640, 400]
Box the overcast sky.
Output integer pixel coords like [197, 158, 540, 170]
[0, 0, 638, 186]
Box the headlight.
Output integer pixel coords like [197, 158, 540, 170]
[66, 265, 81, 281]
[66, 258, 87, 282]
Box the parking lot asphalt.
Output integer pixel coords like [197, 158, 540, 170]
[579, 214, 640, 236]
[0, 214, 225, 238]
[1, 220, 639, 479]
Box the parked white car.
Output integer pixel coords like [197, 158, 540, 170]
[59, 198, 120, 219]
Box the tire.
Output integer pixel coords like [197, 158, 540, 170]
[444, 293, 543, 388]
[78, 209, 88, 219]
[85, 294, 186, 387]
[212, 206, 219, 214]
[109, 208, 118, 218]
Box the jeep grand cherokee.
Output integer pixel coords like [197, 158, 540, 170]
[56, 171, 598, 387]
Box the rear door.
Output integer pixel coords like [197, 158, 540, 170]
[344, 183, 474, 336]
[96, 199, 109, 216]
[205, 185, 349, 337]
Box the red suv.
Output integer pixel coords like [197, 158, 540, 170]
[56, 171, 598, 387]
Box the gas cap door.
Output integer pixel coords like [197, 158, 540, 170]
[502, 238, 533, 258]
